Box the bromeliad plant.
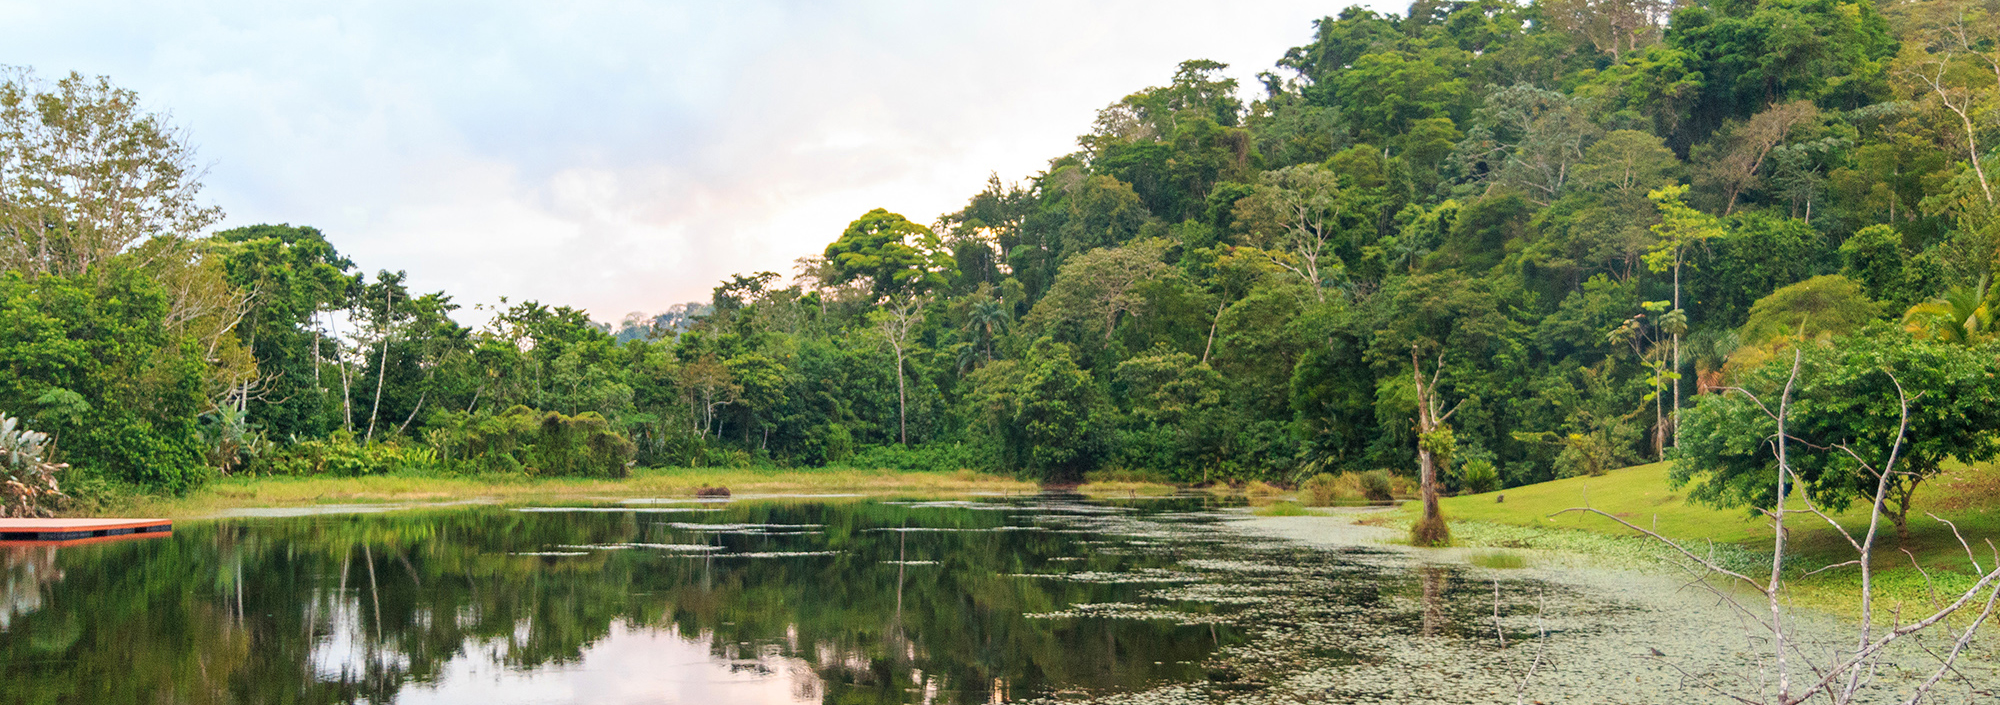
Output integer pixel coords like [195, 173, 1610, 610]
[1, 412, 67, 518]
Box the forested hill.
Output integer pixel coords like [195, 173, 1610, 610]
[4, 0, 1999, 500]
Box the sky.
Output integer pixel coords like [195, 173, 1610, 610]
[0, 1, 1402, 322]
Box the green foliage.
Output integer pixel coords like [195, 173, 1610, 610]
[0, 267, 208, 492]
[195, 408, 265, 475]
[843, 442, 987, 473]
[429, 406, 635, 478]
[1901, 278, 1995, 345]
[1454, 459, 1501, 495]
[13, 3, 1997, 501]
[1359, 470, 1395, 502]
[1675, 329, 2000, 534]
[1, 412, 67, 517]
[1467, 551, 1528, 569]
[1737, 275, 1883, 346]
[823, 208, 957, 298]
[260, 433, 439, 477]
[968, 338, 1107, 482]
[1840, 224, 1919, 306]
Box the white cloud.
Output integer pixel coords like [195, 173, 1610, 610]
[0, 0, 1407, 320]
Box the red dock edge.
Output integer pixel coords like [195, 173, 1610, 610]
[0, 518, 172, 546]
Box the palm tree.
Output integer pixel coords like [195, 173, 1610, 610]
[1903, 277, 1994, 345]
[964, 298, 1010, 362]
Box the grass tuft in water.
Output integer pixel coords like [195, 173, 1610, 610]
[1467, 551, 1528, 569]
[1254, 501, 1310, 516]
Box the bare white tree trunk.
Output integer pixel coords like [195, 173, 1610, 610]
[365, 287, 393, 443]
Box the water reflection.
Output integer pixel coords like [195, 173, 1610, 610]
[0, 496, 1261, 704]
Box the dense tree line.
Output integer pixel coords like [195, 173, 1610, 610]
[5, 0, 2000, 503]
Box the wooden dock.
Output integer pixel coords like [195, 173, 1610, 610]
[0, 518, 171, 546]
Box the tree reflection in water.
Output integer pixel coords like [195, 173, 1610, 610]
[0, 496, 1261, 704]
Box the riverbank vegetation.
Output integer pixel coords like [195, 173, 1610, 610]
[95, 467, 1041, 519]
[1393, 459, 2000, 610]
[5, 0, 2000, 540]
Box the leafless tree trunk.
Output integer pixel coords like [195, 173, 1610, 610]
[875, 295, 926, 445]
[1411, 347, 1463, 547]
[364, 286, 393, 443]
[1201, 301, 1225, 365]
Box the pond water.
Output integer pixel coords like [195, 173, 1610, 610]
[8, 495, 1987, 704]
[0, 495, 1433, 704]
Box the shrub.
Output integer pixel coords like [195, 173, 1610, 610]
[700, 447, 758, 469]
[262, 433, 440, 476]
[1359, 470, 1395, 502]
[197, 408, 266, 475]
[524, 409, 634, 477]
[1299, 473, 1355, 506]
[1388, 473, 1420, 498]
[1454, 459, 1500, 495]
[845, 442, 986, 473]
[429, 406, 634, 477]
[1410, 513, 1451, 547]
[1244, 480, 1284, 496]
[1, 412, 67, 517]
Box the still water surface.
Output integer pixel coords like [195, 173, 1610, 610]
[0, 495, 1507, 704]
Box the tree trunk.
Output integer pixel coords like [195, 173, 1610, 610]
[1672, 260, 1682, 451]
[895, 350, 908, 446]
[1418, 441, 1442, 528]
[1410, 348, 1451, 547]
[365, 288, 392, 443]
[1201, 302, 1224, 365]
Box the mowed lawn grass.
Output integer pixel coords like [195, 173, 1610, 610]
[1416, 461, 2000, 575]
[106, 467, 1042, 518]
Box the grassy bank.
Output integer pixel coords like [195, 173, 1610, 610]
[1384, 461, 2000, 614]
[1411, 461, 2000, 570]
[94, 467, 1044, 518]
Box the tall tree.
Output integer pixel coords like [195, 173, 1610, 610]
[1646, 185, 1723, 448]
[0, 68, 224, 279]
[1541, 0, 1669, 61]
[871, 294, 925, 445]
[1237, 164, 1344, 302]
[823, 209, 956, 299]
[1893, 0, 2000, 207]
[1696, 101, 1820, 215]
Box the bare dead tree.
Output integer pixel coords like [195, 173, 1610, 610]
[873, 294, 926, 445]
[1411, 346, 1464, 547]
[1553, 351, 2000, 704]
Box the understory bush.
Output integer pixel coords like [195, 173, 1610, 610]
[1299, 472, 1354, 506]
[260, 432, 440, 476]
[1359, 470, 1395, 502]
[1, 412, 67, 517]
[429, 406, 634, 478]
[1453, 459, 1500, 495]
[845, 441, 987, 473]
